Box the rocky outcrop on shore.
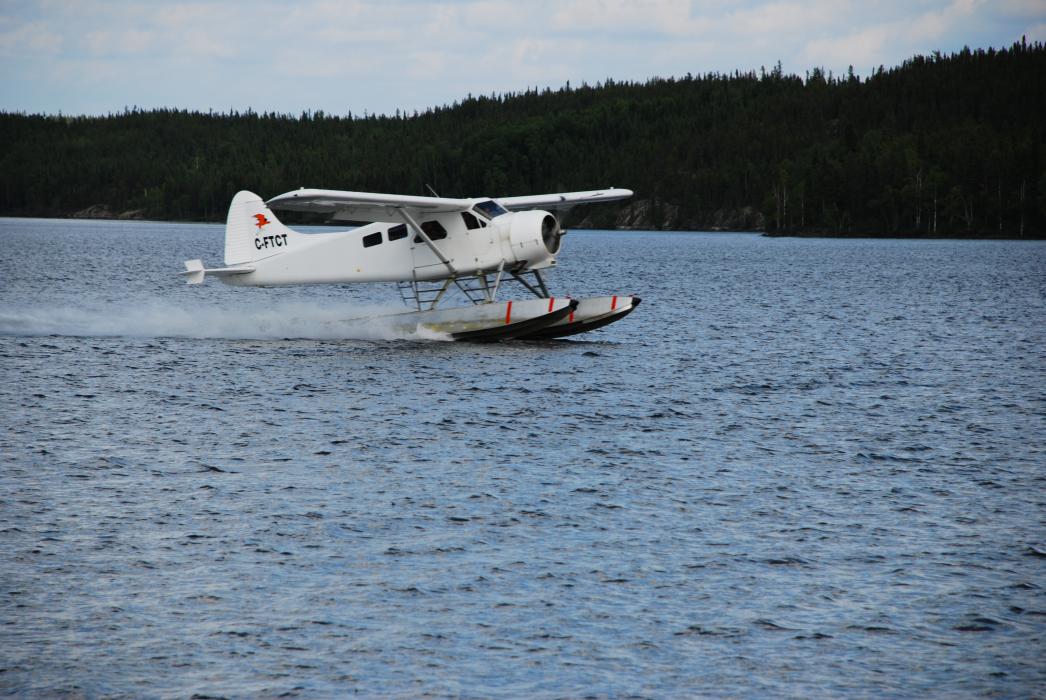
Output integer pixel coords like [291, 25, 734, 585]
[572, 199, 766, 232]
[72, 205, 146, 220]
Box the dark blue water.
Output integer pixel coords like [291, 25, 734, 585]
[2, 217, 1044, 698]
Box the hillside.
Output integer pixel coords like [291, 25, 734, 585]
[2, 40, 1044, 237]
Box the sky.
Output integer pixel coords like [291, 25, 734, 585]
[1, 0, 1043, 117]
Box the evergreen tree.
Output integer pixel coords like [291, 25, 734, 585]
[1, 42, 1043, 237]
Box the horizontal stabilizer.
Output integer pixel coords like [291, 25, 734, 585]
[181, 259, 255, 285]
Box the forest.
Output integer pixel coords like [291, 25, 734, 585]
[1, 40, 1044, 237]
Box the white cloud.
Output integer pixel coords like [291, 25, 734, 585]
[154, 3, 218, 27]
[910, 0, 980, 39]
[508, 36, 573, 82]
[802, 25, 889, 68]
[83, 29, 154, 56]
[549, 0, 701, 36]
[49, 57, 122, 85]
[1025, 22, 1046, 41]
[0, 20, 62, 55]
[460, 0, 531, 29]
[723, 1, 843, 37]
[0, 0, 1039, 116]
[994, 0, 1046, 18]
[178, 31, 236, 59]
[314, 26, 403, 44]
[801, 0, 989, 68]
[403, 49, 452, 80]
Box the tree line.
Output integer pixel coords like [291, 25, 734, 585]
[1, 40, 1043, 237]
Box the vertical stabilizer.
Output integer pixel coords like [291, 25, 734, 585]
[224, 191, 297, 265]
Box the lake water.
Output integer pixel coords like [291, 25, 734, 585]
[1, 217, 1044, 698]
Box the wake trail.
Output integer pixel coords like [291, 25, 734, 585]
[0, 300, 451, 341]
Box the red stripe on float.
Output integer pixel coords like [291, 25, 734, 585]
[611, 295, 618, 311]
[548, 297, 554, 312]
[505, 300, 513, 324]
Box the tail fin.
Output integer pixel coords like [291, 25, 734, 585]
[224, 191, 298, 265]
[183, 258, 206, 284]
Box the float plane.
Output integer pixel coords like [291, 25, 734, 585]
[182, 187, 640, 341]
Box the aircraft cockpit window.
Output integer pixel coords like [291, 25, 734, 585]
[461, 211, 481, 230]
[362, 231, 382, 248]
[388, 224, 408, 241]
[473, 200, 508, 219]
[413, 220, 448, 243]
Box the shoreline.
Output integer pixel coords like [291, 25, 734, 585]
[762, 230, 1046, 241]
[2, 214, 1043, 240]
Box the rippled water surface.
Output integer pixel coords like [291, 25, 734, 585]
[2, 218, 1045, 698]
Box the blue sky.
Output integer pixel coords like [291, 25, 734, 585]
[1, 0, 1043, 116]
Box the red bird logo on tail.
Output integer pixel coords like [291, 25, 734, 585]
[254, 213, 271, 229]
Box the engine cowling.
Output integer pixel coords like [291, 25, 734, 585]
[503, 210, 562, 268]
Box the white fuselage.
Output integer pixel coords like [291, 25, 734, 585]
[224, 207, 560, 287]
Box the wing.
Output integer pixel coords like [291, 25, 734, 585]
[266, 188, 474, 223]
[498, 188, 633, 212]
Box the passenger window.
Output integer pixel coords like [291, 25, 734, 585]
[461, 212, 481, 230]
[388, 224, 407, 241]
[414, 220, 448, 243]
[362, 231, 382, 248]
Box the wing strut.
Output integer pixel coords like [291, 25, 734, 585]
[396, 207, 457, 276]
[510, 269, 550, 298]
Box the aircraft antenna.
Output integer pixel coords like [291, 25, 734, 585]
[425, 184, 440, 197]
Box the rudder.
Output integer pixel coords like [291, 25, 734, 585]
[224, 191, 297, 265]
